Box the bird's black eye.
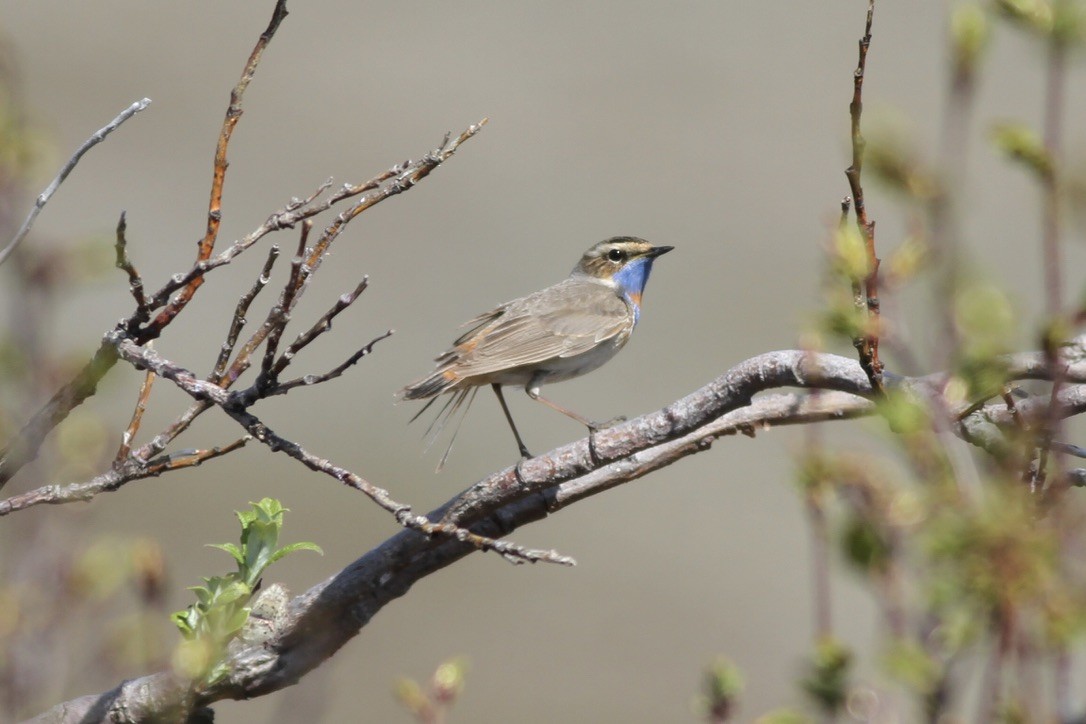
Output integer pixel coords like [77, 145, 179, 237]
[607, 248, 625, 262]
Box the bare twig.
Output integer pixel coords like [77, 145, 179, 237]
[272, 277, 369, 378]
[1036, 30, 1069, 499]
[287, 220, 313, 298]
[141, 121, 487, 319]
[0, 120, 484, 488]
[106, 333, 569, 566]
[1041, 36, 1066, 320]
[932, 4, 983, 364]
[114, 211, 151, 327]
[114, 361, 156, 464]
[211, 246, 281, 383]
[145, 0, 289, 334]
[843, 0, 884, 393]
[0, 439, 248, 516]
[273, 329, 394, 395]
[0, 98, 152, 267]
[143, 437, 251, 474]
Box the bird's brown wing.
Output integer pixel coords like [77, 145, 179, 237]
[443, 278, 631, 379]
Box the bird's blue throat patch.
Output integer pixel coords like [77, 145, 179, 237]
[614, 257, 656, 324]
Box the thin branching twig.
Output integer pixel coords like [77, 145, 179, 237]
[211, 246, 281, 383]
[0, 98, 152, 266]
[114, 211, 151, 326]
[114, 362, 156, 464]
[843, 0, 884, 393]
[145, 0, 289, 334]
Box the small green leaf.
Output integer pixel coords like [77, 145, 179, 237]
[883, 638, 940, 693]
[950, 2, 990, 72]
[991, 122, 1052, 179]
[830, 223, 870, 283]
[267, 540, 323, 567]
[695, 656, 744, 722]
[841, 516, 892, 574]
[208, 542, 245, 566]
[801, 638, 852, 716]
[223, 606, 253, 637]
[995, 0, 1054, 34]
[170, 498, 318, 687]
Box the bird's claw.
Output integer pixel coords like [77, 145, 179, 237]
[587, 415, 626, 432]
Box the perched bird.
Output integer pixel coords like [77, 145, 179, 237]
[400, 236, 673, 468]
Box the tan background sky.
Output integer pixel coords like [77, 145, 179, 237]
[3, 2, 1086, 721]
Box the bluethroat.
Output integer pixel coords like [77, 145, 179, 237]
[400, 236, 673, 468]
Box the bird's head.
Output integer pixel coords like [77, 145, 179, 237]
[573, 237, 674, 309]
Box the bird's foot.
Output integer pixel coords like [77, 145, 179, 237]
[513, 456, 530, 487]
[584, 418, 625, 466]
[587, 415, 627, 432]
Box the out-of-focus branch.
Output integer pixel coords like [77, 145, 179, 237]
[0, 342, 119, 490]
[0, 98, 152, 267]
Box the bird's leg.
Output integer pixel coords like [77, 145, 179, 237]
[527, 384, 622, 465]
[491, 384, 532, 459]
[525, 383, 624, 431]
[526, 388, 595, 427]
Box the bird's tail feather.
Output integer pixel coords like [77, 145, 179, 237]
[410, 387, 478, 472]
[400, 371, 455, 401]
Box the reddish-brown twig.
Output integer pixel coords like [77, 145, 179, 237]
[114, 363, 156, 464]
[141, 122, 486, 321]
[0, 2, 287, 487]
[143, 437, 251, 475]
[146, 0, 289, 335]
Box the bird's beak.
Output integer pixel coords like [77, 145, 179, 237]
[645, 245, 674, 258]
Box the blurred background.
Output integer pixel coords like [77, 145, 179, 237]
[1, 1, 1085, 721]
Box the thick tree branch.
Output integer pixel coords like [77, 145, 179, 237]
[28, 336, 1086, 721]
